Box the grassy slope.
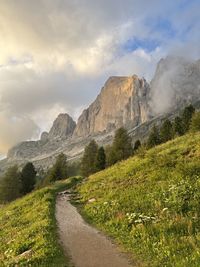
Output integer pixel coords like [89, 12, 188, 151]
[78, 133, 200, 267]
[0, 177, 80, 267]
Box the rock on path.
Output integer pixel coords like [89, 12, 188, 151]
[56, 193, 135, 267]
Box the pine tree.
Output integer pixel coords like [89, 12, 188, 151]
[21, 162, 37, 195]
[46, 153, 68, 183]
[182, 104, 195, 132]
[173, 116, 185, 136]
[0, 165, 21, 203]
[160, 119, 173, 143]
[190, 112, 200, 132]
[81, 140, 98, 177]
[95, 147, 106, 172]
[105, 145, 117, 167]
[147, 125, 161, 148]
[134, 140, 141, 151]
[111, 127, 133, 163]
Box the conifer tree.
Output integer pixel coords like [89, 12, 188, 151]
[182, 104, 195, 132]
[95, 147, 106, 172]
[21, 162, 37, 195]
[81, 140, 98, 177]
[105, 145, 117, 167]
[173, 116, 185, 136]
[45, 153, 68, 183]
[0, 165, 21, 203]
[160, 119, 173, 143]
[134, 140, 141, 151]
[190, 112, 200, 132]
[147, 125, 161, 148]
[111, 127, 133, 163]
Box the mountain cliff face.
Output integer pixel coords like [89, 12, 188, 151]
[73, 75, 150, 137]
[2, 56, 200, 173]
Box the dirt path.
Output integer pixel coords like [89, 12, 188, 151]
[56, 192, 135, 267]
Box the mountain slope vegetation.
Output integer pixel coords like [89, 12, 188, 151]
[78, 132, 200, 267]
[0, 177, 80, 266]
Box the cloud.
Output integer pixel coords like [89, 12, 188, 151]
[150, 56, 200, 115]
[0, 111, 39, 155]
[0, 0, 199, 154]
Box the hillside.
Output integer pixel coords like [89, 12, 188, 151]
[0, 177, 80, 266]
[78, 132, 200, 267]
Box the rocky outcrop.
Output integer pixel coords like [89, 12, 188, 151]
[73, 75, 151, 137]
[48, 113, 76, 139]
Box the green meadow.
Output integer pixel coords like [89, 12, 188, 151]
[0, 177, 80, 267]
[78, 132, 200, 266]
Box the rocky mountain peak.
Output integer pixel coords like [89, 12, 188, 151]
[48, 113, 76, 140]
[73, 75, 150, 137]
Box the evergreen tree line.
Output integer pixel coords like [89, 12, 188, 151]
[0, 153, 80, 203]
[0, 162, 36, 203]
[33, 153, 80, 188]
[147, 105, 200, 148]
[81, 127, 134, 177]
[81, 105, 200, 177]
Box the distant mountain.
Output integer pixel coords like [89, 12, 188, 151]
[1, 56, 200, 173]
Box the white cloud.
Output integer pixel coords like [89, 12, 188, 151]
[0, 111, 39, 154]
[0, 0, 199, 154]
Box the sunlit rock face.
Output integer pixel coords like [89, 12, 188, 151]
[73, 75, 151, 137]
[48, 113, 76, 140]
[150, 56, 200, 115]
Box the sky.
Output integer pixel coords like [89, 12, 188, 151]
[0, 0, 199, 155]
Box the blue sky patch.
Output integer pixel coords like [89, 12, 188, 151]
[122, 37, 160, 53]
[147, 17, 177, 40]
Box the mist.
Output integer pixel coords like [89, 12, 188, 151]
[150, 56, 200, 115]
